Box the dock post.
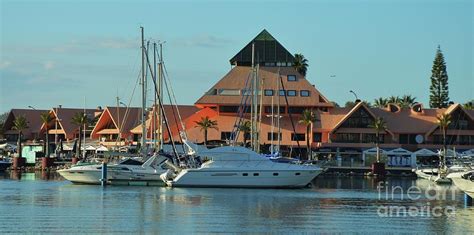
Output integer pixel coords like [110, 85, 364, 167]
[465, 194, 473, 207]
[101, 161, 107, 187]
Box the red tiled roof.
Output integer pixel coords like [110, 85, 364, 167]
[3, 109, 49, 139]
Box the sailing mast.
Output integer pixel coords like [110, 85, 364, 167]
[140, 27, 147, 151]
[158, 42, 164, 151]
[250, 43, 260, 152]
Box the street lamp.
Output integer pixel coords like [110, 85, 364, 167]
[28, 106, 37, 110]
[349, 90, 360, 102]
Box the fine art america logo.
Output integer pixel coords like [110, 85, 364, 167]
[376, 181, 457, 217]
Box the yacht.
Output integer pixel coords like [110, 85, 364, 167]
[414, 168, 451, 184]
[448, 170, 474, 198]
[58, 154, 169, 185]
[160, 146, 324, 188]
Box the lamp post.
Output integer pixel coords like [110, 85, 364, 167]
[28, 106, 37, 110]
[55, 105, 62, 158]
[349, 90, 359, 101]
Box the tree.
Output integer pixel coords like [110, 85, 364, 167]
[463, 100, 474, 110]
[40, 112, 53, 158]
[299, 109, 319, 160]
[437, 113, 451, 168]
[194, 116, 218, 146]
[374, 97, 388, 108]
[12, 115, 29, 158]
[429, 46, 449, 108]
[399, 95, 417, 108]
[238, 121, 251, 146]
[388, 96, 400, 105]
[71, 112, 89, 159]
[293, 53, 308, 77]
[0, 112, 8, 138]
[368, 117, 386, 163]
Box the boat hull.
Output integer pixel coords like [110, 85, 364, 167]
[58, 167, 166, 185]
[165, 169, 323, 188]
[57, 168, 102, 184]
[448, 172, 474, 197]
[415, 169, 451, 184]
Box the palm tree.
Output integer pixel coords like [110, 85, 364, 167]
[293, 53, 308, 77]
[40, 112, 53, 158]
[388, 96, 400, 105]
[374, 97, 388, 108]
[368, 117, 386, 163]
[399, 95, 417, 108]
[437, 113, 451, 168]
[463, 100, 474, 110]
[71, 112, 89, 159]
[195, 116, 218, 146]
[238, 121, 251, 146]
[12, 115, 29, 158]
[298, 109, 319, 160]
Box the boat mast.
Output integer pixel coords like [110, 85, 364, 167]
[159, 42, 164, 151]
[140, 27, 147, 151]
[153, 42, 157, 151]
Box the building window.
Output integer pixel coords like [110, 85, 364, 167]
[264, 89, 274, 96]
[287, 90, 297, 96]
[291, 133, 306, 141]
[267, 132, 282, 141]
[288, 107, 305, 114]
[340, 108, 373, 128]
[362, 133, 384, 143]
[218, 89, 240, 96]
[300, 90, 310, 97]
[287, 75, 297, 81]
[279, 90, 286, 96]
[313, 132, 322, 142]
[399, 134, 409, 144]
[219, 106, 239, 113]
[221, 132, 232, 140]
[264, 106, 285, 114]
[334, 133, 360, 143]
[206, 89, 217, 95]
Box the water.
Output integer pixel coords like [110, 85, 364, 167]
[0, 172, 473, 233]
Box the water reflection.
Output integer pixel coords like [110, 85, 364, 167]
[0, 175, 472, 233]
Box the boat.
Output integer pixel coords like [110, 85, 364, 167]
[160, 146, 324, 188]
[0, 159, 11, 171]
[448, 170, 474, 198]
[57, 154, 169, 185]
[414, 168, 451, 184]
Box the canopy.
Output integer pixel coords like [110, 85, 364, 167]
[363, 147, 387, 154]
[95, 146, 109, 152]
[412, 148, 437, 156]
[387, 148, 412, 155]
[85, 145, 97, 151]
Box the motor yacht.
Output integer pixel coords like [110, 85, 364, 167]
[58, 154, 169, 184]
[448, 170, 474, 198]
[160, 146, 324, 188]
[414, 168, 451, 184]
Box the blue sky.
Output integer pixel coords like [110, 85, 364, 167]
[1, 0, 472, 113]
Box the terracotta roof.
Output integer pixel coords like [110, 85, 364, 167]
[130, 105, 201, 134]
[195, 66, 332, 107]
[52, 108, 97, 139]
[3, 109, 49, 139]
[106, 106, 142, 133]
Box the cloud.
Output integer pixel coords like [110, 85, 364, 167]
[174, 34, 233, 48]
[0, 61, 12, 69]
[43, 61, 55, 70]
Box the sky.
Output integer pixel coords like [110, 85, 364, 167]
[1, 0, 473, 113]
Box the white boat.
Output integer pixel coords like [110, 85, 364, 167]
[58, 154, 169, 185]
[414, 168, 451, 184]
[448, 171, 474, 198]
[160, 146, 324, 188]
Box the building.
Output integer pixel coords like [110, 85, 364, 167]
[2, 109, 49, 142]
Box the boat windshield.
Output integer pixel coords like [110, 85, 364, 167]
[119, 159, 143, 165]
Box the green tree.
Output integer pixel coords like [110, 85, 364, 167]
[293, 53, 308, 77]
[399, 95, 417, 108]
[437, 113, 451, 168]
[238, 121, 251, 146]
[463, 100, 474, 110]
[388, 96, 400, 105]
[71, 112, 89, 159]
[429, 46, 449, 108]
[194, 116, 218, 146]
[0, 112, 8, 138]
[40, 112, 53, 158]
[374, 97, 388, 108]
[368, 117, 386, 163]
[299, 109, 319, 160]
[12, 115, 29, 158]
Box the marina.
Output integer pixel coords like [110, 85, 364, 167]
[0, 173, 473, 234]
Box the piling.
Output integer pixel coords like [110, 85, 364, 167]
[71, 157, 79, 165]
[101, 161, 107, 187]
[465, 194, 473, 207]
[12, 157, 26, 170]
[41, 157, 53, 170]
[371, 162, 386, 176]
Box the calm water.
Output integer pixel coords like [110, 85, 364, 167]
[0, 172, 473, 234]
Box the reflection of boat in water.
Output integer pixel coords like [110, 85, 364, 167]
[58, 154, 169, 185]
[161, 146, 324, 188]
[448, 171, 474, 198]
[414, 168, 451, 184]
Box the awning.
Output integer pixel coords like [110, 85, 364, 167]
[363, 147, 387, 154]
[96, 129, 119, 135]
[96, 146, 109, 152]
[387, 148, 412, 155]
[412, 148, 437, 156]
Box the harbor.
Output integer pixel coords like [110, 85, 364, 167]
[1, 172, 473, 234]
